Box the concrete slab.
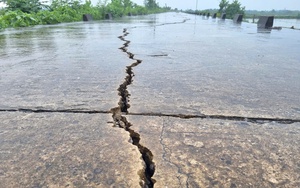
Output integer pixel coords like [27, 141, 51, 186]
[126, 13, 300, 119]
[126, 115, 300, 187]
[0, 22, 132, 111]
[0, 112, 143, 187]
[1, 12, 300, 188]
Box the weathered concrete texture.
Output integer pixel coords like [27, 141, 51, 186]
[0, 112, 143, 187]
[0, 22, 131, 111]
[1, 12, 300, 188]
[126, 115, 300, 187]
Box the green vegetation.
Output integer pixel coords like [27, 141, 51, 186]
[104, 0, 150, 18]
[144, 0, 159, 10]
[0, 0, 43, 13]
[218, 0, 245, 19]
[185, 0, 245, 19]
[0, 0, 169, 29]
[218, 0, 228, 13]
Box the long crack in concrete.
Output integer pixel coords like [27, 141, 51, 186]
[0, 108, 299, 124]
[130, 18, 190, 30]
[129, 112, 300, 124]
[110, 28, 156, 188]
[0, 108, 110, 114]
[1, 17, 300, 188]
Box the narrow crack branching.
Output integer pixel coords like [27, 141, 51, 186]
[160, 118, 193, 187]
[160, 118, 184, 187]
[112, 28, 156, 188]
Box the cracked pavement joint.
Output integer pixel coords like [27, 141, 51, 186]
[0, 108, 299, 124]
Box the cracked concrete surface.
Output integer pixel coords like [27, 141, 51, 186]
[111, 28, 155, 187]
[127, 115, 300, 187]
[1, 12, 300, 187]
[0, 22, 131, 111]
[0, 112, 143, 187]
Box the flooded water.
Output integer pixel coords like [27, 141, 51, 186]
[273, 19, 300, 28]
[246, 18, 300, 29]
[0, 12, 300, 187]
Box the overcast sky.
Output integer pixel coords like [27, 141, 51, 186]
[92, 0, 300, 11]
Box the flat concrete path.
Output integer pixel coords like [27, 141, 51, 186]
[1, 13, 299, 187]
[0, 113, 143, 187]
[127, 115, 300, 187]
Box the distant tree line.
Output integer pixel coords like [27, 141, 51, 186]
[185, 0, 300, 20]
[185, 0, 245, 19]
[245, 9, 300, 19]
[0, 0, 170, 29]
[144, 0, 159, 10]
